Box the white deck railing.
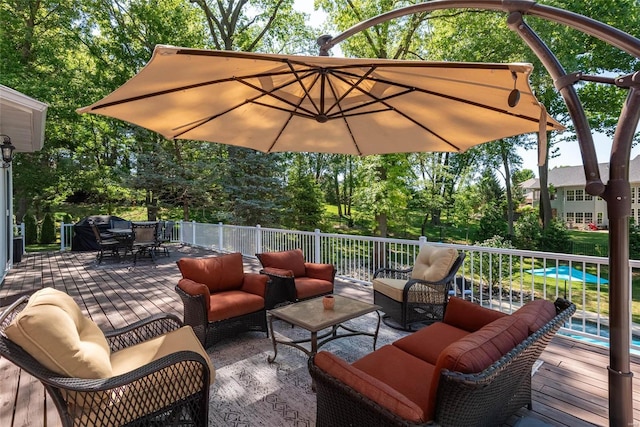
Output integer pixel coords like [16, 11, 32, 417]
[59, 220, 639, 353]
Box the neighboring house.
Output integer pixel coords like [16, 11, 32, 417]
[0, 85, 47, 281]
[521, 155, 640, 230]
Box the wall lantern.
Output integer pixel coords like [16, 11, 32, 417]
[0, 135, 15, 168]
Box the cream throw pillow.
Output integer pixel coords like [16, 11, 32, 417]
[5, 288, 112, 378]
[411, 245, 458, 283]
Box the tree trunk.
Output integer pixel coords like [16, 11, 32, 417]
[146, 190, 158, 221]
[538, 134, 552, 229]
[501, 146, 515, 238]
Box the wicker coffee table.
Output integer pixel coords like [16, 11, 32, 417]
[267, 295, 381, 363]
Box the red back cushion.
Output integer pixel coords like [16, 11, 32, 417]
[437, 315, 528, 374]
[426, 315, 528, 418]
[444, 297, 507, 332]
[511, 298, 557, 334]
[258, 249, 307, 277]
[176, 253, 245, 292]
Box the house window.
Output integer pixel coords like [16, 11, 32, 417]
[575, 212, 584, 224]
[566, 212, 574, 222]
[567, 190, 575, 201]
[597, 212, 603, 225]
[585, 212, 593, 224]
[633, 209, 636, 225]
[575, 189, 584, 201]
[633, 187, 637, 204]
[585, 193, 593, 201]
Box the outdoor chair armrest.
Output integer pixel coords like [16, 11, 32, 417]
[104, 313, 183, 352]
[241, 273, 269, 298]
[304, 263, 336, 282]
[260, 267, 294, 278]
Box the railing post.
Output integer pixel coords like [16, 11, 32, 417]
[191, 220, 196, 245]
[178, 220, 184, 243]
[256, 224, 262, 254]
[218, 222, 224, 251]
[315, 229, 321, 263]
[60, 222, 65, 251]
[20, 224, 25, 254]
[419, 236, 427, 247]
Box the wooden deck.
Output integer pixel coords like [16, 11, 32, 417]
[0, 245, 638, 426]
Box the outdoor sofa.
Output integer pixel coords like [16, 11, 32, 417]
[309, 296, 576, 427]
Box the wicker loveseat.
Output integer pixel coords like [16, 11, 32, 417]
[309, 296, 575, 427]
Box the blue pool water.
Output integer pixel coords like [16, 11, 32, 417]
[561, 319, 640, 355]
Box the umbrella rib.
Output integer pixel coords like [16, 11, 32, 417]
[328, 69, 561, 129]
[323, 73, 364, 155]
[322, 67, 379, 116]
[172, 72, 321, 137]
[325, 72, 460, 150]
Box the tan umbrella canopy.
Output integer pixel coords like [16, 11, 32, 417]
[78, 45, 562, 155]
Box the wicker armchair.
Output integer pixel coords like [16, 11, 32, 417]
[0, 288, 213, 427]
[309, 298, 576, 427]
[256, 249, 335, 309]
[176, 253, 269, 347]
[373, 245, 465, 331]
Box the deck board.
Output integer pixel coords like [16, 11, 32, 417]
[1, 246, 638, 427]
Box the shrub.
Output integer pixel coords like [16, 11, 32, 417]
[23, 214, 38, 245]
[40, 213, 56, 244]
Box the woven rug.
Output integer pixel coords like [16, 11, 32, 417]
[206, 312, 410, 427]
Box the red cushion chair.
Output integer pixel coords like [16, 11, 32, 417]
[256, 249, 335, 308]
[175, 252, 269, 347]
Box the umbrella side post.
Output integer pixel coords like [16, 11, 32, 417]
[605, 80, 640, 426]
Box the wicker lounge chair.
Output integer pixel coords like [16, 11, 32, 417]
[372, 245, 465, 330]
[256, 249, 335, 308]
[175, 252, 269, 347]
[0, 288, 213, 427]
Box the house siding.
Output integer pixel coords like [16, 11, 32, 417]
[521, 156, 640, 230]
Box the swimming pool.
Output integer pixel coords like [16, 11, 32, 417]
[560, 319, 640, 355]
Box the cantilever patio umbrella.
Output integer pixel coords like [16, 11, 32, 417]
[77, 45, 563, 155]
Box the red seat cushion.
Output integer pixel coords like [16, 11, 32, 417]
[207, 290, 264, 322]
[393, 322, 470, 365]
[176, 253, 245, 292]
[294, 277, 333, 299]
[257, 249, 307, 277]
[352, 345, 434, 422]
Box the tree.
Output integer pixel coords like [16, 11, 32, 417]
[284, 154, 325, 230]
[221, 146, 284, 226]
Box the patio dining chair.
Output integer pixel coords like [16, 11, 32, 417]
[131, 221, 159, 264]
[155, 220, 174, 257]
[89, 220, 128, 263]
[0, 287, 214, 427]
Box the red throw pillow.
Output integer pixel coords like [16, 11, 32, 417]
[258, 249, 307, 277]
